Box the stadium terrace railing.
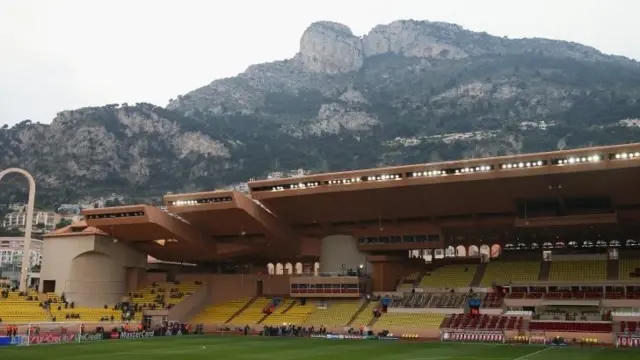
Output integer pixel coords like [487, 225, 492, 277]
[291, 272, 366, 277]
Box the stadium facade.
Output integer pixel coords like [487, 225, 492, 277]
[31, 142, 640, 344]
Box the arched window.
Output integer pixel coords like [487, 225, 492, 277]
[455, 245, 467, 257]
[267, 263, 275, 275]
[275, 263, 284, 275]
[490, 244, 502, 258]
[313, 262, 320, 275]
[294, 262, 303, 274]
[284, 262, 293, 274]
[468, 245, 479, 257]
[445, 246, 456, 257]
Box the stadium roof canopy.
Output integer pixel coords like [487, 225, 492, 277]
[83, 143, 640, 262]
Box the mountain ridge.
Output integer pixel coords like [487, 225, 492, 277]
[1, 19, 640, 206]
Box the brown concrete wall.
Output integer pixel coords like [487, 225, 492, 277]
[143, 272, 167, 286]
[372, 262, 406, 292]
[174, 274, 291, 304]
[167, 284, 211, 322]
[371, 260, 423, 292]
[300, 237, 321, 258]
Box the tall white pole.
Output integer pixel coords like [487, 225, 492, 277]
[0, 168, 36, 292]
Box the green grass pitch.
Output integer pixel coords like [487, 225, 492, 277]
[0, 336, 638, 359]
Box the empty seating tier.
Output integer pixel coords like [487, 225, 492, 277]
[303, 300, 362, 326]
[375, 312, 445, 329]
[619, 260, 640, 280]
[393, 293, 432, 308]
[0, 290, 50, 322]
[428, 293, 469, 308]
[480, 261, 540, 286]
[191, 298, 250, 324]
[548, 261, 606, 281]
[227, 297, 271, 326]
[261, 300, 315, 326]
[349, 301, 377, 327]
[482, 293, 502, 308]
[419, 265, 477, 288]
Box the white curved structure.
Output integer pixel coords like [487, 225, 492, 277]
[0, 168, 36, 291]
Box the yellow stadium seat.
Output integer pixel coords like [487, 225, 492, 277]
[419, 265, 476, 288]
[549, 261, 606, 281]
[374, 312, 445, 329]
[49, 306, 122, 322]
[397, 272, 420, 291]
[191, 298, 251, 324]
[260, 299, 315, 326]
[227, 297, 272, 326]
[130, 281, 204, 309]
[619, 260, 640, 280]
[303, 300, 363, 327]
[349, 301, 378, 328]
[0, 289, 50, 322]
[481, 261, 540, 286]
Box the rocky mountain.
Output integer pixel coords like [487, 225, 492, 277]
[2, 20, 640, 206]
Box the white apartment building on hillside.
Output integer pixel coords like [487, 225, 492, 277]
[2, 211, 60, 231]
[0, 237, 43, 268]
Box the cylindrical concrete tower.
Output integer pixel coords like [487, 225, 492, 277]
[319, 235, 371, 274]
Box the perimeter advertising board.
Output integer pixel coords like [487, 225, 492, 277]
[28, 332, 79, 345]
[108, 331, 154, 340]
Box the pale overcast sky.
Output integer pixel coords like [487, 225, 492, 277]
[0, 0, 638, 125]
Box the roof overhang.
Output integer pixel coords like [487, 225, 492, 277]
[247, 143, 640, 231]
[163, 190, 299, 256]
[82, 205, 224, 262]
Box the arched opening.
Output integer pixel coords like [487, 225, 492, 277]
[313, 262, 320, 275]
[455, 245, 467, 257]
[490, 244, 502, 258]
[294, 262, 303, 274]
[284, 262, 293, 275]
[267, 263, 275, 275]
[445, 246, 456, 258]
[479, 244, 490, 257]
[275, 263, 284, 275]
[69, 251, 123, 307]
[468, 245, 479, 257]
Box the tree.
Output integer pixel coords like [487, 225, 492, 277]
[55, 219, 72, 229]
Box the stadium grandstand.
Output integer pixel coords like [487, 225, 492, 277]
[2, 142, 640, 347]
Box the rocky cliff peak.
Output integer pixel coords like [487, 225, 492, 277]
[298, 21, 364, 74]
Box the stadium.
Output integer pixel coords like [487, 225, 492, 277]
[2, 142, 640, 359]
